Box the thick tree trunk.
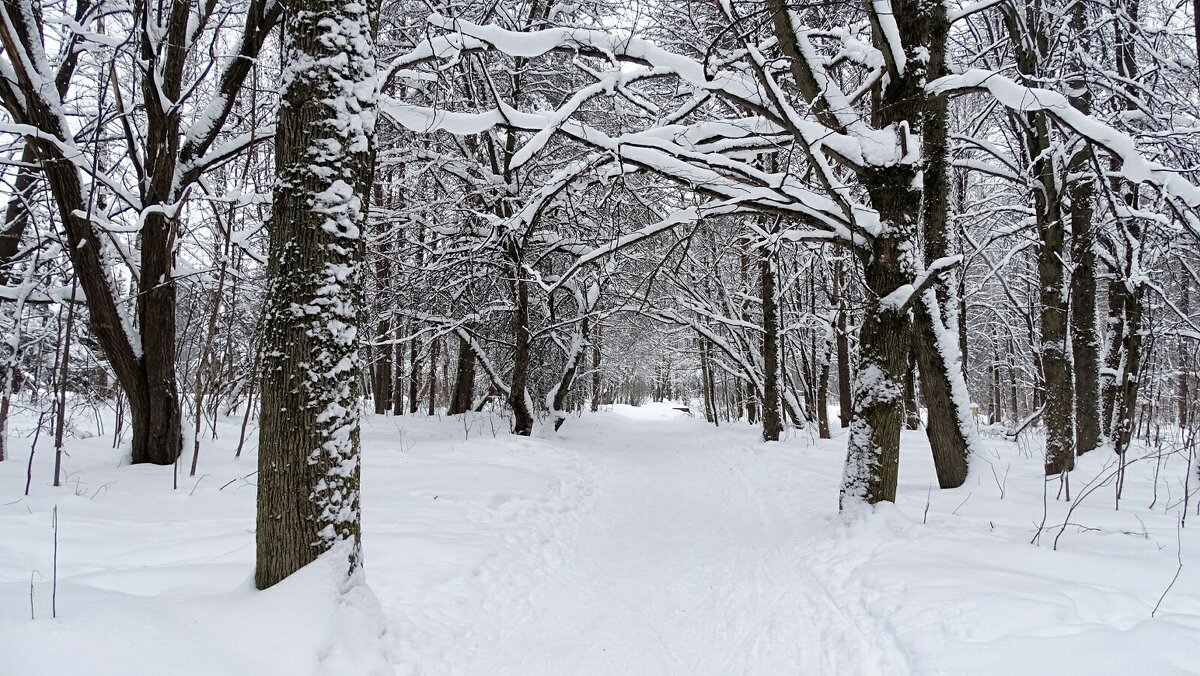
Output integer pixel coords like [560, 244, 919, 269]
[911, 302, 974, 487]
[1003, 4, 1074, 475]
[1069, 196, 1100, 455]
[1067, 1, 1101, 456]
[774, 0, 943, 507]
[910, 0, 971, 489]
[1108, 0, 1147, 457]
[255, 0, 374, 589]
[135, 211, 184, 466]
[1037, 180, 1075, 475]
[0, 1, 185, 467]
[842, 223, 911, 506]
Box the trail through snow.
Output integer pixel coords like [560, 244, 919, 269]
[464, 406, 908, 675]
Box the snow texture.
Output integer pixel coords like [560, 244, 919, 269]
[2, 404, 1198, 674]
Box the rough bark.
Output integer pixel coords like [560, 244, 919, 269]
[0, 0, 280, 466]
[1035, 151, 1075, 475]
[1003, 2, 1074, 474]
[842, 218, 911, 506]
[1067, 0, 1101, 456]
[910, 0, 971, 489]
[763, 0, 934, 506]
[255, 0, 374, 589]
[1108, 0, 1147, 456]
[1069, 191, 1100, 455]
[551, 317, 589, 431]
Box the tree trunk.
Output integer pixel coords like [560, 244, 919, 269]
[404, 337, 419, 414]
[393, 325, 408, 416]
[1069, 195, 1100, 455]
[590, 323, 602, 412]
[910, 0, 971, 489]
[407, 225, 426, 415]
[1008, 337, 1021, 421]
[0, 2, 183, 466]
[508, 258, 534, 435]
[551, 317, 590, 431]
[448, 333, 476, 414]
[988, 354, 999, 424]
[1036, 176, 1075, 475]
[699, 336, 715, 423]
[816, 322, 833, 439]
[1181, 281, 1191, 428]
[1067, 0, 1101, 456]
[841, 223, 911, 506]
[904, 355, 921, 430]
[1112, 283, 1146, 455]
[255, 0, 374, 589]
[1003, 3, 1074, 475]
[372, 320, 392, 415]
[834, 259, 852, 428]
[426, 336, 440, 416]
[760, 241, 782, 442]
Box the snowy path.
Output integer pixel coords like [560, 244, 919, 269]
[464, 408, 909, 675]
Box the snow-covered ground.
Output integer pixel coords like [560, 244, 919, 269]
[1, 402, 1197, 675]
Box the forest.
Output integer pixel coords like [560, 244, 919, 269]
[0, 0, 1198, 673]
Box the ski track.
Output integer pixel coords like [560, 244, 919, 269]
[458, 412, 908, 676]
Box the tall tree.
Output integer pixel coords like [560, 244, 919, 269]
[255, 0, 377, 588]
